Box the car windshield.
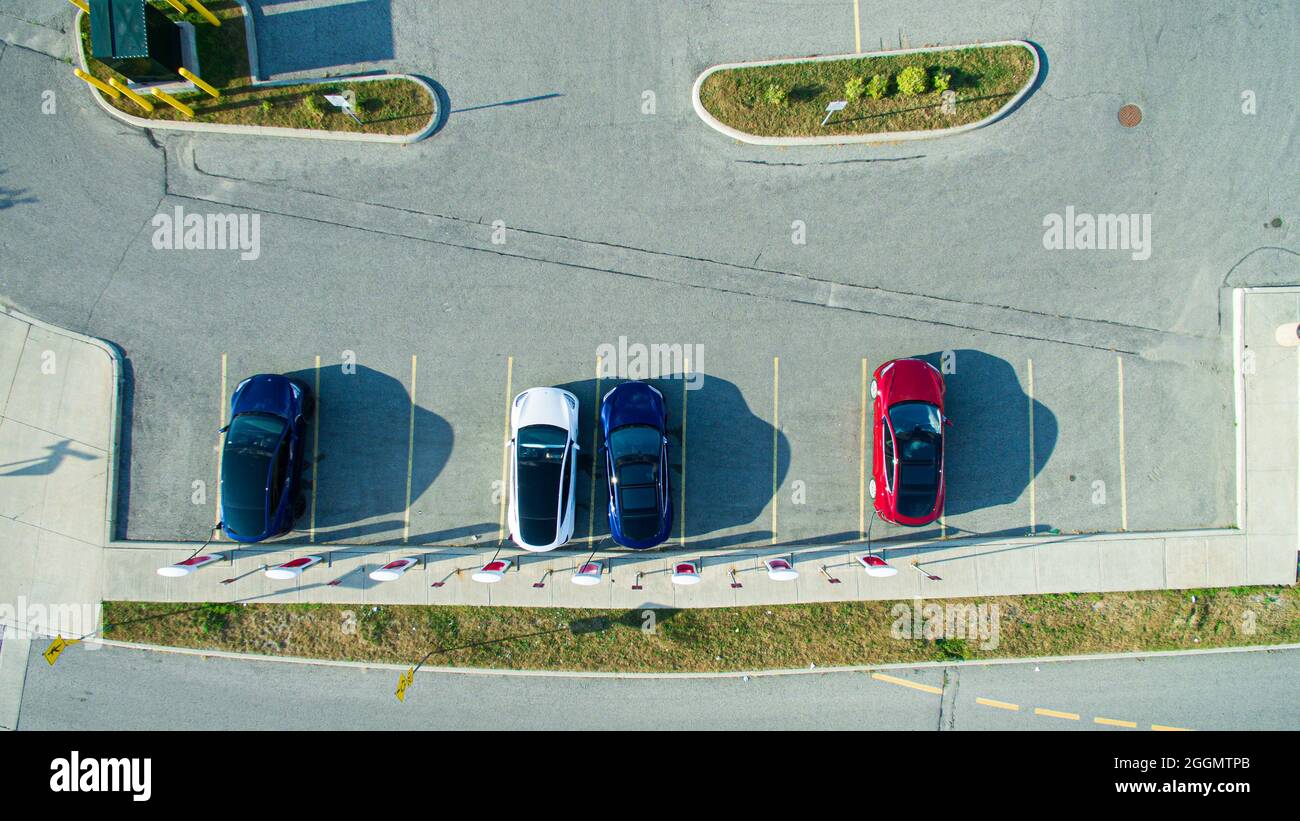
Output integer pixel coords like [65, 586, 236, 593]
[516, 425, 567, 543]
[609, 424, 661, 463]
[889, 402, 942, 462]
[221, 413, 285, 535]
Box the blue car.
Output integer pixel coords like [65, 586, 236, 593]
[218, 374, 312, 543]
[601, 381, 672, 548]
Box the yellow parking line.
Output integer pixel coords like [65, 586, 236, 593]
[679, 356, 689, 547]
[771, 356, 779, 544]
[1095, 716, 1138, 728]
[498, 356, 513, 542]
[1116, 355, 1129, 531]
[1034, 707, 1080, 721]
[1151, 723, 1192, 732]
[853, 0, 861, 53]
[215, 352, 226, 538]
[871, 672, 943, 695]
[587, 356, 602, 543]
[309, 355, 320, 543]
[1027, 357, 1036, 535]
[402, 354, 417, 544]
[859, 358, 867, 541]
[976, 697, 1020, 711]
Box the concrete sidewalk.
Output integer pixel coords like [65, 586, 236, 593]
[0, 306, 118, 728]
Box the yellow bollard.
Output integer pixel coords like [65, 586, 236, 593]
[73, 68, 119, 98]
[161, 0, 187, 12]
[185, 0, 221, 26]
[178, 67, 220, 100]
[66, 0, 89, 13]
[151, 86, 195, 118]
[108, 77, 155, 112]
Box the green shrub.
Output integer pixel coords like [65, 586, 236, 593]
[304, 95, 325, 118]
[932, 71, 951, 93]
[844, 76, 865, 102]
[897, 65, 927, 96]
[763, 83, 788, 107]
[865, 73, 889, 100]
[259, 99, 273, 114]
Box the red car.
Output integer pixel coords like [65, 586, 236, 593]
[870, 358, 949, 526]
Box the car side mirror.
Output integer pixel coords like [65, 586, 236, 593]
[218, 424, 230, 434]
[944, 418, 954, 428]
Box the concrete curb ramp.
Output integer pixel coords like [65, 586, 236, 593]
[691, 40, 1040, 146]
[72, 5, 439, 144]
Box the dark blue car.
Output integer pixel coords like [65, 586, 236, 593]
[601, 381, 672, 548]
[219, 374, 311, 543]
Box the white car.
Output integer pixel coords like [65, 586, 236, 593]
[507, 387, 580, 551]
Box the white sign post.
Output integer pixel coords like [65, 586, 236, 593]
[324, 90, 363, 125]
[821, 100, 848, 127]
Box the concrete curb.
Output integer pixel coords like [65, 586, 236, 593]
[72, 7, 439, 144]
[63, 634, 1300, 680]
[691, 40, 1040, 146]
[0, 305, 125, 552]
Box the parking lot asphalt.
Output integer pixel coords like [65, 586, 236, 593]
[0, 1, 1294, 549]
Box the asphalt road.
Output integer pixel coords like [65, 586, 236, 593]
[17, 643, 1300, 730]
[1, 1, 1296, 549]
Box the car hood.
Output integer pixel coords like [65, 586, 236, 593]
[602, 382, 664, 431]
[512, 387, 578, 433]
[883, 359, 944, 405]
[231, 374, 297, 420]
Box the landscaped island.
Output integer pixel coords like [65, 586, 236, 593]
[695, 41, 1037, 143]
[77, 0, 435, 138]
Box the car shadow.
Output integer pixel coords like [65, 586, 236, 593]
[284, 364, 450, 544]
[555, 374, 788, 548]
[917, 349, 1057, 517]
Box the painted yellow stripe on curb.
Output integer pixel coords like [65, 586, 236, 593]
[1094, 716, 1138, 728]
[853, 0, 861, 53]
[679, 356, 689, 547]
[1152, 724, 1192, 732]
[1034, 707, 1080, 721]
[858, 357, 867, 541]
[1027, 357, 1036, 534]
[402, 354, 417, 543]
[771, 356, 779, 545]
[309, 355, 320, 543]
[976, 697, 1019, 711]
[587, 356, 602, 543]
[1116, 355, 1128, 531]
[871, 672, 942, 695]
[498, 356, 513, 542]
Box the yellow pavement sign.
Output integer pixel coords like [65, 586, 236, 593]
[66, 0, 89, 12]
[108, 77, 154, 112]
[151, 87, 195, 118]
[179, 68, 220, 99]
[73, 68, 119, 98]
[395, 667, 415, 702]
[185, 0, 222, 26]
[43, 636, 82, 666]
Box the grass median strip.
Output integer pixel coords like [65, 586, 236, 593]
[78, 1, 433, 136]
[102, 584, 1298, 673]
[698, 43, 1034, 139]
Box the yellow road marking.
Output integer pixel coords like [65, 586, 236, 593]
[402, 354, 417, 543]
[215, 352, 226, 538]
[859, 357, 867, 541]
[1152, 723, 1192, 732]
[976, 697, 1019, 711]
[1034, 707, 1080, 721]
[771, 356, 779, 544]
[853, 0, 861, 53]
[1095, 716, 1138, 728]
[309, 355, 320, 542]
[1116, 355, 1128, 531]
[871, 672, 943, 695]
[1027, 357, 1036, 535]
[679, 356, 689, 547]
[587, 356, 602, 543]
[498, 356, 513, 542]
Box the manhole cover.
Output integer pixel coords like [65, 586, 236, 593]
[1118, 104, 1142, 127]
